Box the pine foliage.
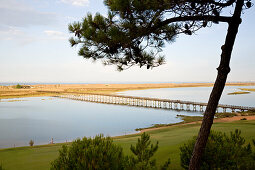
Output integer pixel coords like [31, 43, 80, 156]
[68, 0, 251, 71]
[128, 133, 171, 170]
[51, 135, 127, 170]
[180, 129, 255, 170]
[51, 133, 171, 170]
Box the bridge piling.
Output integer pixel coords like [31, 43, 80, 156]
[52, 92, 254, 113]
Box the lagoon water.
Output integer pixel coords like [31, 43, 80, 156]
[0, 97, 200, 148]
[0, 85, 254, 148]
[118, 86, 255, 107]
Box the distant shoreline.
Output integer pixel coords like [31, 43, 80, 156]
[1, 81, 255, 86]
[1, 82, 255, 99]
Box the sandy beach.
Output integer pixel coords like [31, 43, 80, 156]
[1, 82, 255, 99]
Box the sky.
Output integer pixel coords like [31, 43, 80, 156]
[0, 0, 254, 83]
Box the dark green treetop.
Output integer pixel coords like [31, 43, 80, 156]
[51, 133, 171, 170]
[68, 0, 251, 71]
[180, 129, 255, 169]
[68, 1, 252, 169]
[128, 133, 171, 169]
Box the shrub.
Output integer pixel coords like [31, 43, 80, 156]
[215, 112, 237, 118]
[51, 134, 128, 170]
[180, 129, 255, 170]
[51, 133, 171, 170]
[15, 84, 22, 89]
[29, 140, 34, 146]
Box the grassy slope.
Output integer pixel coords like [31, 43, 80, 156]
[0, 120, 254, 170]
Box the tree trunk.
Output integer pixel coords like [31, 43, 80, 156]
[188, 0, 245, 169]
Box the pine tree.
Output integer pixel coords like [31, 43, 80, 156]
[180, 129, 255, 169]
[68, 1, 252, 169]
[128, 133, 170, 170]
[51, 133, 171, 170]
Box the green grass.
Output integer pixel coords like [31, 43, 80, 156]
[135, 112, 246, 131]
[0, 144, 64, 170]
[135, 115, 203, 131]
[0, 120, 255, 170]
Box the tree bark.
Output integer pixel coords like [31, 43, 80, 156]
[188, 0, 245, 170]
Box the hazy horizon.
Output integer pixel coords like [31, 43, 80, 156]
[1, 81, 255, 86]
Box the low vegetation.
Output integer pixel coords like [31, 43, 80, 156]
[228, 88, 255, 95]
[180, 129, 255, 169]
[51, 135, 127, 170]
[1, 83, 254, 99]
[214, 112, 237, 118]
[0, 91, 53, 99]
[240, 111, 255, 116]
[51, 133, 170, 170]
[15, 84, 22, 89]
[0, 120, 254, 170]
[240, 88, 255, 92]
[136, 111, 255, 131]
[135, 115, 203, 131]
[29, 140, 34, 147]
[51, 129, 255, 170]
[228, 91, 250, 95]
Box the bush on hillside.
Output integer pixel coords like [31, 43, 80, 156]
[180, 129, 255, 170]
[51, 134, 127, 170]
[51, 133, 171, 170]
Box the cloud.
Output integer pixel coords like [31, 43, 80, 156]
[0, 0, 31, 11]
[0, 27, 36, 45]
[61, 0, 89, 6]
[0, 28, 68, 45]
[0, 27, 23, 39]
[0, 0, 57, 27]
[44, 30, 68, 40]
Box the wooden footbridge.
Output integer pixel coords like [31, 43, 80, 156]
[43, 91, 255, 113]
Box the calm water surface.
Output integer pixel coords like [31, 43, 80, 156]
[0, 85, 254, 148]
[118, 86, 255, 107]
[0, 97, 200, 148]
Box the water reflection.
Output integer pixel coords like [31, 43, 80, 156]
[1, 85, 253, 148]
[0, 97, 201, 148]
